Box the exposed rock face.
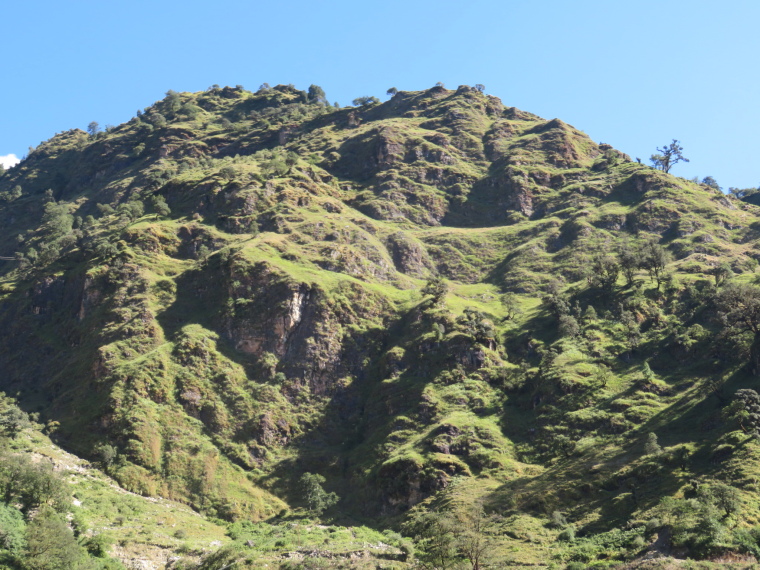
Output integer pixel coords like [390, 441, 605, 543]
[78, 276, 102, 321]
[386, 232, 433, 277]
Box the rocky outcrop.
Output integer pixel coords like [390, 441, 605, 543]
[385, 232, 433, 277]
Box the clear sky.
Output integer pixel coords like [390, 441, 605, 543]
[2, 0, 758, 190]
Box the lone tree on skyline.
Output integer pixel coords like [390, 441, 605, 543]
[352, 96, 380, 106]
[307, 84, 327, 104]
[650, 139, 689, 173]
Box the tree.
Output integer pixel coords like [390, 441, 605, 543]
[712, 262, 734, 287]
[716, 282, 760, 374]
[0, 453, 68, 514]
[558, 314, 580, 338]
[10, 185, 22, 200]
[86, 122, 100, 137]
[701, 176, 722, 191]
[640, 241, 672, 289]
[298, 473, 338, 515]
[150, 113, 167, 128]
[589, 254, 620, 295]
[582, 305, 598, 323]
[423, 277, 448, 306]
[386, 87, 398, 96]
[645, 432, 662, 455]
[474, 84, 485, 93]
[708, 483, 741, 518]
[94, 443, 118, 470]
[729, 186, 760, 200]
[621, 310, 641, 352]
[500, 292, 522, 320]
[42, 202, 74, 238]
[734, 389, 760, 433]
[117, 200, 144, 222]
[457, 308, 495, 344]
[716, 283, 760, 335]
[542, 280, 570, 318]
[595, 365, 612, 389]
[307, 84, 327, 104]
[164, 90, 182, 115]
[352, 96, 380, 106]
[618, 242, 640, 287]
[24, 507, 88, 570]
[454, 503, 498, 570]
[650, 139, 689, 173]
[219, 165, 237, 180]
[403, 510, 459, 570]
[0, 503, 25, 558]
[0, 406, 30, 438]
[151, 195, 171, 219]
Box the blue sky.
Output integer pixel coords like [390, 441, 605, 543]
[2, 0, 758, 189]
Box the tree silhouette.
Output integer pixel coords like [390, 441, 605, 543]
[650, 139, 689, 173]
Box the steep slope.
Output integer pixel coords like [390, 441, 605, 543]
[2, 83, 760, 565]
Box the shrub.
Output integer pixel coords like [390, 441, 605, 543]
[558, 525, 576, 541]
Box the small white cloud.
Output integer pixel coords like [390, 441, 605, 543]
[0, 154, 20, 169]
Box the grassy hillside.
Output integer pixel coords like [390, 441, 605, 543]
[2, 83, 760, 567]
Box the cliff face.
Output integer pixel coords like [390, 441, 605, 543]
[1, 83, 759, 541]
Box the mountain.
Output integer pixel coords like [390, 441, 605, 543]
[1, 83, 760, 567]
